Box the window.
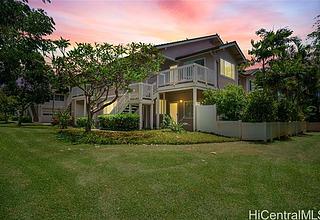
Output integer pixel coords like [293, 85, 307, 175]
[183, 101, 193, 118]
[249, 79, 255, 91]
[159, 99, 166, 114]
[220, 59, 235, 79]
[54, 94, 64, 101]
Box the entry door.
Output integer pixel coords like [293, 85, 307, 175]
[170, 103, 178, 123]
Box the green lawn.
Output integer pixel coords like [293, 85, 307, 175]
[0, 125, 319, 219]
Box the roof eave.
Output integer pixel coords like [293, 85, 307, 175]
[156, 34, 223, 49]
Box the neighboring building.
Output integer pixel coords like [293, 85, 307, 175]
[30, 93, 70, 123]
[238, 68, 259, 93]
[37, 34, 247, 131]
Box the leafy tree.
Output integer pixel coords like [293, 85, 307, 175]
[249, 28, 295, 72]
[308, 15, 320, 65]
[250, 25, 320, 122]
[0, 89, 17, 123]
[0, 0, 55, 125]
[202, 85, 247, 121]
[306, 15, 320, 121]
[55, 42, 163, 132]
[242, 90, 277, 122]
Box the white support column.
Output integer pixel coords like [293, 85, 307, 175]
[193, 64, 197, 83]
[156, 93, 160, 129]
[193, 88, 197, 131]
[129, 104, 132, 113]
[74, 100, 77, 118]
[163, 93, 166, 114]
[150, 104, 154, 129]
[139, 103, 143, 130]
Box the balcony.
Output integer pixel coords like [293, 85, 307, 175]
[128, 83, 153, 100]
[156, 63, 216, 90]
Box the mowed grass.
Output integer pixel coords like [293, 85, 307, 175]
[0, 125, 319, 219]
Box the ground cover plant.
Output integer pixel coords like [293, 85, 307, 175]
[58, 128, 235, 145]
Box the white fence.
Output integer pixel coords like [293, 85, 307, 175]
[196, 105, 306, 141]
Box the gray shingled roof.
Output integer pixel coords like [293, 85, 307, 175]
[155, 34, 222, 49]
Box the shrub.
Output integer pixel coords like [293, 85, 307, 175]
[20, 116, 32, 123]
[10, 115, 19, 121]
[276, 98, 292, 122]
[76, 117, 93, 128]
[98, 113, 139, 131]
[202, 85, 247, 121]
[161, 113, 185, 133]
[54, 110, 72, 129]
[0, 113, 6, 121]
[276, 98, 304, 122]
[242, 90, 277, 122]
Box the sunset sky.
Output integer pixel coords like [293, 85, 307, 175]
[29, 0, 320, 57]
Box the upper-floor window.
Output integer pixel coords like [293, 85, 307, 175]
[54, 94, 64, 101]
[220, 59, 235, 79]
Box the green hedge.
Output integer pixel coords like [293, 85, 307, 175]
[10, 115, 32, 123]
[98, 113, 139, 131]
[76, 117, 93, 128]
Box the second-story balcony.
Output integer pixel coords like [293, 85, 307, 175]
[156, 63, 216, 90]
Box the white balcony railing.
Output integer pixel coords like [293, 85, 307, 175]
[129, 83, 153, 100]
[156, 63, 216, 87]
[110, 83, 153, 114]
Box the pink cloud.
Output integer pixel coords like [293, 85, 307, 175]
[157, 0, 217, 21]
[28, 0, 318, 59]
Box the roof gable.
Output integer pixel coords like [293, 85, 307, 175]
[175, 41, 247, 64]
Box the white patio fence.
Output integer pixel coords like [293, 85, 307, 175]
[196, 105, 306, 141]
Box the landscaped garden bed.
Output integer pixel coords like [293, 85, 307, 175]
[58, 128, 236, 145]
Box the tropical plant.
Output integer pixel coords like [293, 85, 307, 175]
[55, 110, 72, 129]
[161, 114, 173, 128]
[161, 114, 185, 133]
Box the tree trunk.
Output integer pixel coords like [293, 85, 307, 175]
[85, 97, 92, 132]
[18, 108, 23, 126]
[30, 104, 39, 122]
